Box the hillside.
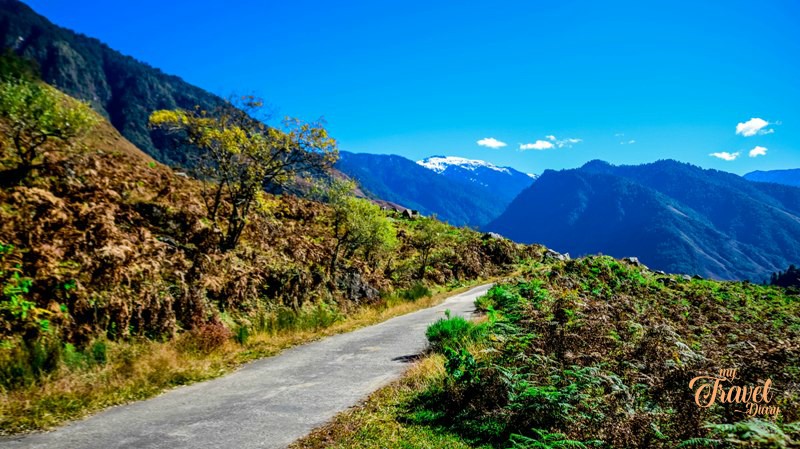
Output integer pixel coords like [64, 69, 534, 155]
[744, 168, 800, 188]
[0, 78, 537, 432]
[297, 256, 800, 448]
[0, 0, 224, 165]
[335, 152, 512, 227]
[417, 156, 535, 204]
[487, 159, 800, 280]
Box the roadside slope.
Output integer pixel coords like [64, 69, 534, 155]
[0, 284, 491, 449]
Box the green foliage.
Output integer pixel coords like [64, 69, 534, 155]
[405, 255, 800, 448]
[679, 420, 800, 449]
[252, 303, 343, 335]
[412, 216, 452, 279]
[509, 429, 594, 449]
[61, 339, 108, 370]
[0, 242, 51, 339]
[476, 285, 524, 314]
[234, 325, 250, 345]
[398, 282, 432, 301]
[0, 79, 97, 170]
[443, 346, 479, 384]
[323, 179, 398, 274]
[425, 313, 486, 353]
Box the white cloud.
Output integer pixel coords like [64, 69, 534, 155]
[627, 139, 636, 144]
[556, 138, 582, 148]
[520, 140, 555, 150]
[476, 137, 507, 149]
[520, 136, 583, 150]
[709, 151, 740, 161]
[749, 146, 768, 157]
[736, 117, 773, 137]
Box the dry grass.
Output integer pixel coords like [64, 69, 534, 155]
[0, 279, 494, 435]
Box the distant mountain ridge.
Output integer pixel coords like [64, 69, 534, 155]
[335, 152, 532, 227]
[744, 168, 800, 188]
[488, 159, 800, 280]
[417, 155, 535, 204]
[0, 0, 225, 165]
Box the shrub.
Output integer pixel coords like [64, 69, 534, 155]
[234, 325, 250, 345]
[183, 320, 231, 354]
[443, 346, 479, 383]
[476, 284, 524, 316]
[0, 336, 62, 388]
[425, 312, 486, 352]
[90, 340, 108, 365]
[399, 282, 432, 301]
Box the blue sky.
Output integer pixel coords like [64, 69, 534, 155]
[23, 0, 800, 175]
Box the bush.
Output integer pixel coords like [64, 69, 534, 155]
[425, 312, 486, 353]
[399, 282, 432, 301]
[476, 284, 523, 312]
[234, 325, 250, 345]
[183, 321, 231, 354]
[0, 336, 62, 388]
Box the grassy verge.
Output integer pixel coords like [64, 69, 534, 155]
[0, 278, 494, 435]
[292, 314, 493, 449]
[291, 353, 485, 449]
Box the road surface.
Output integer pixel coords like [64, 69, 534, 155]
[0, 283, 491, 449]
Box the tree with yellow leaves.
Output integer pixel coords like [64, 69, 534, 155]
[150, 97, 338, 251]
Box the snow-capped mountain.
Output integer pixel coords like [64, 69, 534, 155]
[417, 156, 536, 203]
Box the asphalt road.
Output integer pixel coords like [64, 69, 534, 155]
[0, 283, 491, 449]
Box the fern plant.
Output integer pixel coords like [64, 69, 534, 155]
[678, 420, 800, 448]
[508, 428, 597, 448]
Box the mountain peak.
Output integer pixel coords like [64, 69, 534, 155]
[417, 155, 512, 175]
[580, 159, 614, 172]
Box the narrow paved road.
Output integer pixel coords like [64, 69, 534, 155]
[1, 283, 491, 449]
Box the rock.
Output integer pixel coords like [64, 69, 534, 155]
[482, 232, 504, 240]
[654, 270, 667, 275]
[681, 274, 692, 281]
[657, 277, 676, 286]
[692, 274, 703, 280]
[622, 256, 641, 266]
[543, 249, 570, 262]
[337, 271, 379, 304]
[401, 209, 420, 219]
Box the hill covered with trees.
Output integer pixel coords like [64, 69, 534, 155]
[0, 0, 225, 165]
[487, 160, 800, 281]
